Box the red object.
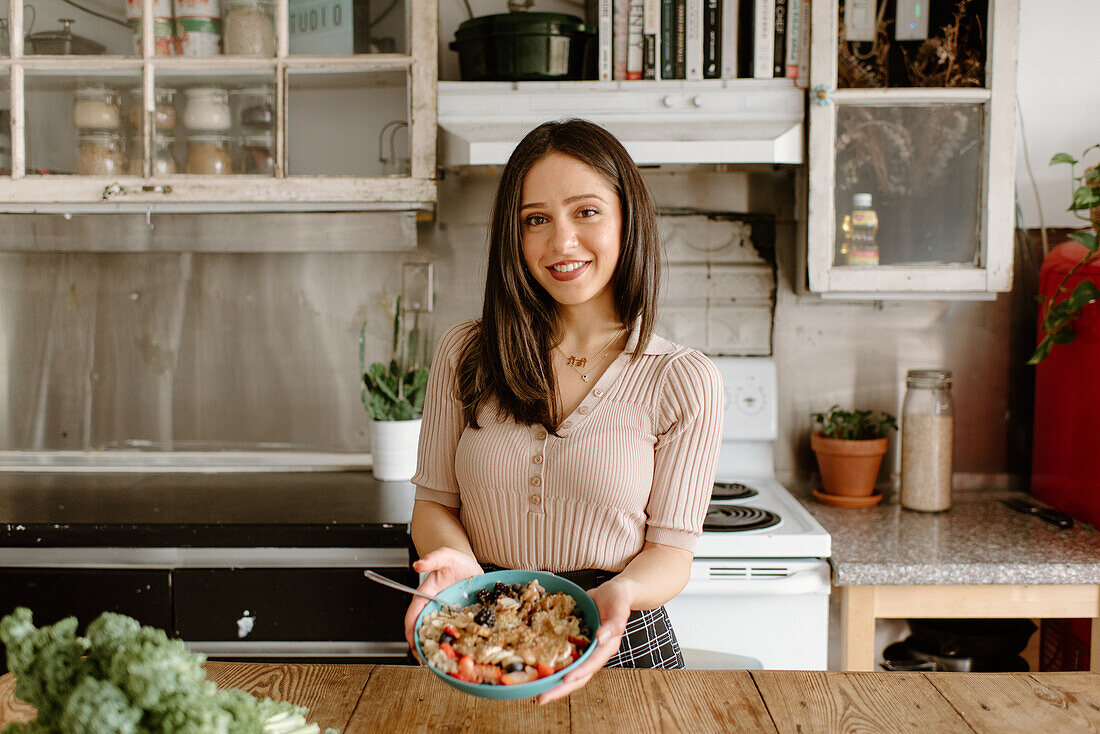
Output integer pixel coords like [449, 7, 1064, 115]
[1032, 241, 1100, 527]
[1033, 240, 1100, 672]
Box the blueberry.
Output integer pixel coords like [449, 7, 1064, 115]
[439, 632, 456, 645]
[504, 661, 525, 673]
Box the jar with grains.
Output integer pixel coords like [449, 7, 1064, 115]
[223, 0, 275, 55]
[73, 87, 121, 130]
[128, 87, 178, 131]
[185, 134, 232, 174]
[232, 86, 275, 130]
[900, 369, 954, 512]
[182, 87, 231, 131]
[128, 134, 178, 175]
[76, 131, 125, 175]
[241, 132, 274, 174]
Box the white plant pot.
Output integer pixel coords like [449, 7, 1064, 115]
[368, 418, 421, 482]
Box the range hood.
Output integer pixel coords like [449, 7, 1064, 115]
[437, 79, 806, 167]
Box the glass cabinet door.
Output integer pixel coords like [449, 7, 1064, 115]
[832, 102, 983, 268]
[807, 0, 1019, 296]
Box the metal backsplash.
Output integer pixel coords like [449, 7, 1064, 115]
[0, 249, 416, 453]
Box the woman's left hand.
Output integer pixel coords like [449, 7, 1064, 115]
[536, 578, 634, 705]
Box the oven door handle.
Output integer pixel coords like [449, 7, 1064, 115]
[685, 565, 831, 595]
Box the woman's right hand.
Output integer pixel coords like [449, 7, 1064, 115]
[402, 547, 484, 662]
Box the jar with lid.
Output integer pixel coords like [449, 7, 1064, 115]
[76, 131, 125, 175]
[128, 87, 178, 131]
[128, 134, 178, 176]
[73, 87, 121, 130]
[232, 86, 275, 130]
[223, 0, 275, 55]
[241, 132, 274, 174]
[185, 134, 233, 174]
[182, 87, 231, 131]
[900, 369, 954, 512]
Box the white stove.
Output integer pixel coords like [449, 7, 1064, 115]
[664, 357, 832, 671]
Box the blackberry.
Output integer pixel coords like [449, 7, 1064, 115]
[474, 606, 496, 627]
[475, 588, 494, 606]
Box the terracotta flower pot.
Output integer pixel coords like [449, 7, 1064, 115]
[811, 432, 889, 497]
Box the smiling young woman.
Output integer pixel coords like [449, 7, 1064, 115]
[404, 119, 723, 705]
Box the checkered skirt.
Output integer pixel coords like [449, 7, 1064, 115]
[605, 606, 685, 669]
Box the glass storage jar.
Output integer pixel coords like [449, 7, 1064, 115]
[182, 87, 231, 131]
[128, 134, 178, 175]
[76, 131, 125, 175]
[232, 86, 275, 130]
[185, 134, 232, 174]
[73, 87, 121, 130]
[223, 0, 275, 56]
[128, 87, 177, 131]
[241, 132, 274, 174]
[900, 369, 955, 512]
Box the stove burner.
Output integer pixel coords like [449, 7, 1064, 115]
[703, 504, 781, 532]
[711, 481, 758, 501]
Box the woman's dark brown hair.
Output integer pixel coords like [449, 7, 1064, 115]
[456, 118, 661, 431]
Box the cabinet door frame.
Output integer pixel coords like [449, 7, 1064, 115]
[807, 0, 1019, 296]
[0, 0, 437, 208]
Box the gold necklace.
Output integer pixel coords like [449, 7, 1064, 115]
[556, 328, 625, 383]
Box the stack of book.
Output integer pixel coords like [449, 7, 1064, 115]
[596, 0, 810, 84]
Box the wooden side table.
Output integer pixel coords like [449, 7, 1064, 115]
[839, 584, 1100, 671]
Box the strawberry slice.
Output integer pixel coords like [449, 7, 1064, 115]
[536, 662, 555, 678]
[449, 671, 479, 683]
[500, 666, 539, 685]
[568, 635, 590, 648]
[438, 642, 457, 659]
[444, 624, 459, 637]
[475, 663, 503, 683]
[457, 654, 476, 678]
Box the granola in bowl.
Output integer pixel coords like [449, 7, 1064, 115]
[418, 579, 594, 685]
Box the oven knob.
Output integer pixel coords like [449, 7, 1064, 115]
[736, 386, 766, 415]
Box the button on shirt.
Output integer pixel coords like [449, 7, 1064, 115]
[411, 320, 724, 573]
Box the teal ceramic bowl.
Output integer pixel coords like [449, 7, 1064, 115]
[414, 569, 602, 700]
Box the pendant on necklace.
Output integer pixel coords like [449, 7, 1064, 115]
[581, 374, 589, 383]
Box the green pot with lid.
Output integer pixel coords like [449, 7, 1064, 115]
[450, 12, 597, 81]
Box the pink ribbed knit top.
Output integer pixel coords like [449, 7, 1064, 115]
[411, 320, 724, 573]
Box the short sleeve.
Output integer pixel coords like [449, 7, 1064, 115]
[410, 320, 477, 508]
[644, 350, 724, 551]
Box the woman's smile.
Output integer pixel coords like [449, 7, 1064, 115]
[548, 260, 591, 280]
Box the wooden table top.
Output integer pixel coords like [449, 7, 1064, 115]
[2, 662, 1098, 733]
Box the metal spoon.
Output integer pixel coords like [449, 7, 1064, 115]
[363, 569, 460, 610]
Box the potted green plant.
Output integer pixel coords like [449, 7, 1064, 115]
[810, 405, 898, 507]
[359, 295, 431, 481]
[1028, 145, 1100, 364]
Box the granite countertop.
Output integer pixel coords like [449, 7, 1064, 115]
[792, 486, 1100, 586]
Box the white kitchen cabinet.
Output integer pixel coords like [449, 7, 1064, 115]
[806, 0, 1019, 297]
[437, 79, 806, 167]
[0, 0, 436, 210]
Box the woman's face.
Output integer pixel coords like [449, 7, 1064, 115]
[519, 152, 622, 310]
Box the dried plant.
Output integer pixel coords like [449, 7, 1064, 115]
[837, 0, 985, 89]
[904, 0, 984, 88]
[837, 13, 891, 88]
[835, 106, 976, 196]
